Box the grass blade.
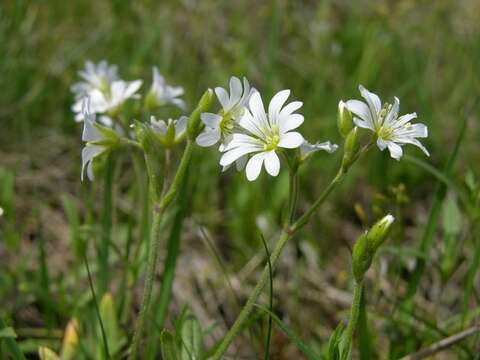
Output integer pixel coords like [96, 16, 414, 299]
[84, 255, 110, 359]
[254, 304, 321, 360]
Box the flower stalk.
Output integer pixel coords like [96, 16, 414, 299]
[128, 90, 213, 359]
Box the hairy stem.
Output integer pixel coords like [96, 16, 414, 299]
[341, 280, 364, 359]
[128, 142, 193, 359]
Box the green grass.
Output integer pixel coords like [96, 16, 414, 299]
[1, 0, 480, 359]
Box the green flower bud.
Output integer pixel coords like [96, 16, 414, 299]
[92, 123, 121, 148]
[352, 214, 394, 282]
[187, 88, 214, 140]
[368, 214, 395, 251]
[341, 127, 360, 172]
[337, 100, 353, 138]
[144, 91, 159, 111]
[131, 120, 154, 152]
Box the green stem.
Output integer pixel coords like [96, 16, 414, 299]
[342, 280, 364, 359]
[290, 169, 344, 233]
[128, 142, 194, 360]
[99, 153, 115, 296]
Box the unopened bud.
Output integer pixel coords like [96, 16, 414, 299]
[352, 214, 394, 282]
[187, 88, 214, 140]
[341, 127, 359, 172]
[367, 214, 394, 251]
[337, 100, 353, 138]
[61, 319, 79, 360]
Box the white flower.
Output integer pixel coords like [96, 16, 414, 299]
[220, 90, 305, 181]
[300, 140, 338, 160]
[71, 60, 119, 99]
[346, 85, 429, 160]
[196, 76, 255, 148]
[150, 115, 187, 146]
[73, 79, 143, 123]
[81, 98, 119, 181]
[147, 67, 185, 110]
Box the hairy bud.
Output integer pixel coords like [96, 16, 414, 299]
[337, 100, 353, 138]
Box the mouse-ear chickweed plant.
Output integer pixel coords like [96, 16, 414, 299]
[71, 60, 429, 358]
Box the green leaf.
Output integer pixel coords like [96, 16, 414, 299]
[38, 347, 61, 360]
[442, 194, 462, 235]
[0, 327, 17, 339]
[327, 323, 345, 360]
[100, 293, 124, 356]
[161, 329, 180, 360]
[180, 312, 203, 360]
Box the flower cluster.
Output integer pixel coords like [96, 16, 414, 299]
[73, 62, 430, 182]
[196, 77, 337, 180]
[72, 60, 188, 180]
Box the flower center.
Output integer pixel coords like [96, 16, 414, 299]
[263, 125, 280, 151]
[219, 111, 235, 137]
[378, 125, 394, 140]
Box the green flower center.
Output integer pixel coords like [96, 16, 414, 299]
[219, 111, 235, 137]
[263, 125, 280, 151]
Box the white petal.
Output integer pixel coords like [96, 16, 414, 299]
[353, 117, 374, 131]
[228, 76, 243, 108]
[235, 155, 248, 171]
[279, 114, 304, 134]
[387, 141, 403, 160]
[215, 87, 229, 109]
[196, 129, 221, 147]
[175, 116, 188, 136]
[278, 132, 304, 149]
[81, 145, 104, 181]
[124, 80, 143, 98]
[394, 137, 430, 157]
[279, 101, 302, 117]
[171, 98, 186, 110]
[376, 137, 388, 151]
[395, 113, 417, 128]
[220, 146, 260, 167]
[246, 152, 266, 181]
[346, 100, 372, 124]
[383, 96, 399, 127]
[359, 85, 381, 115]
[239, 109, 266, 138]
[264, 151, 280, 176]
[249, 92, 269, 131]
[201, 112, 222, 128]
[268, 89, 290, 126]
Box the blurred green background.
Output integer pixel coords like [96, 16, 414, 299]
[1, 0, 480, 358]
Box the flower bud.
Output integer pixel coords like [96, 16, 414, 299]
[341, 127, 359, 172]
[352, 214, 394, 282]
[61, 319, 79, 360]
[187, 88, 214, 140]
[367, 214, 395, 251]
[337, 100, 353, 138]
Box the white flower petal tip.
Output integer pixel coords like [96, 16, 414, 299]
[220, 89, 305, 180]
[346, 86, 429, 160]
